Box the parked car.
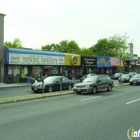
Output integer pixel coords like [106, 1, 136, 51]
[129, 74, 140, 85]
[73, 75, 114, 94]
[31, 76, 74, 93]
[128, 72, 138, 78]
[112, 72, 124, 79]
[118, 74, 131, 83]
[80, 73, 97, 82]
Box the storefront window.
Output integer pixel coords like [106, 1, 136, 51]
[32, 66, 42, 78]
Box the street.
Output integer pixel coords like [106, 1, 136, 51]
[0, 80, 119, 98]
[0, 85, 140, 140]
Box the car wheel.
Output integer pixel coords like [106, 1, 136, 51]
[107, 85, 112, 92]
[68, 85, 72, 90]
[48, 86, 53, 92]
[129, 83, 133, 86]
[92, 86, 97, 94]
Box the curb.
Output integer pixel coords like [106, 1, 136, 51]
[0, 83, 129, 104]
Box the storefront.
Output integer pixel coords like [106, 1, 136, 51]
[81, 55, 97, 75]
[136, 60, 140, 73]
[4, 48, 65, 83]
[122, 59, 129, 73]
[63, 54, 81, 79]
[96, 56, 111, 74]
[110, 57, 124, 74]
[126, 59, 137, 72]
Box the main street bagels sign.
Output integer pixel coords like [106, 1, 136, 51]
[9, 53, 64, 65]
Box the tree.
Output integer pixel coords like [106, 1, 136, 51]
[79, 47, 94, 55]
[109, 33, 129, 73]
[4, 38, 24, 48]
[41, 43, 58, 52]
[67, 40, 81, 53]
[91, 34, 129, 58]
[90, 38, 117, 56]
[41, 40, 81, 54]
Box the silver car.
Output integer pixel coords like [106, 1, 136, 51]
[73, 75, 114, 94]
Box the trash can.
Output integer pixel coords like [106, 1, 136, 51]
[27, 77, 31, 83]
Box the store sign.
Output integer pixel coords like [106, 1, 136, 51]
[9, 53, 64, 65]
[82, 57, 96, 66]
[97, 56, 111, 67]
[110, 57, 123, 66]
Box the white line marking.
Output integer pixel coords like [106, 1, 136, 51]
[81, 96, 101, 101]
[126, 98, 140, 105]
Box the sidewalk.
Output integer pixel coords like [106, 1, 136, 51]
[0, 82, 129, 104]
[0, 82, 31, 88]
[0, 79, 80, 88]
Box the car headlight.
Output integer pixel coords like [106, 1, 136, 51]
[85, 85, 92, 88]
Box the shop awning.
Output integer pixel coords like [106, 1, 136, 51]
[110, 57, 123, 67]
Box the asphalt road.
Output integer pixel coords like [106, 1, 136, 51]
[0, 86, 140, 140]
[0, 80, 119, 98]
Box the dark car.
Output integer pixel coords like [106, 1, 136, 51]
[119, 74, 131, 83]
[73, 75, 114, 94]
[112, 72, 124, 79]
[80, 73, 97, 82]
[128, 72, 138, 78]
[31, 76, 74, 93]
[129, 74, 140, 85]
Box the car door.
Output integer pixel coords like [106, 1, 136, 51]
[96, 77, 105, 91]
[62, 77, 69, 89]
[54, 78, 61, 91]
[102, 76, 109, 89]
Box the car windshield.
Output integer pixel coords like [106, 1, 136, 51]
[83, 76, 98, 82]
[133, 74, 140, 78]
[44, 76, 57, 82]
[122, 74, 129, 78]
[115, 73, 120, 75]
[86, 74, 96, 77]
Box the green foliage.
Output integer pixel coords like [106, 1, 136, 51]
[122, 55, 130, 59]
[90, 38, 117, 56]
[108, 33, 129, 58]
[91, 34, 129, 57]
[138, 57, 140, 60]
[41, 40, 81, 54]
[79, 47, 94, 55]
[117, 65, 125, 72]
[41, 43, 57, 51]
[4, 38, 24, 48]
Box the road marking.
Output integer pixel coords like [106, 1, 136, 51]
[126, 98, 140, 105]
[81, 96, 101, 101]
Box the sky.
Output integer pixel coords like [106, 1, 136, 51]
[0, 0, 140, 56]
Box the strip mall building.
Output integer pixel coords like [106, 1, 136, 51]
[3, 47, 125, 83]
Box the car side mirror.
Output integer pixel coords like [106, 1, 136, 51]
[97, 80, 101, 83]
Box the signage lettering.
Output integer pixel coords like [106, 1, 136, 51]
[83, 58, 96, 66]
[9, 53, 64, 65]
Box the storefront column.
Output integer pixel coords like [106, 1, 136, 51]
[0, 13, 5, 83]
